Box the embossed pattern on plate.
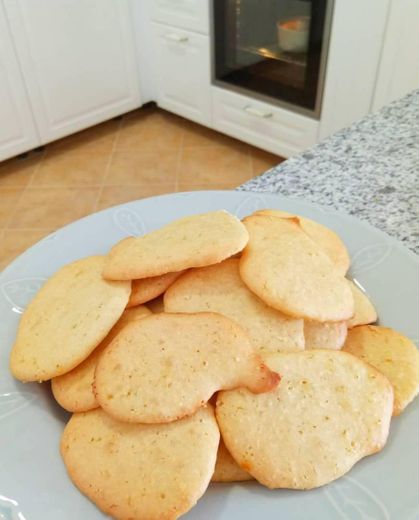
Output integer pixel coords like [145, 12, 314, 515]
[0, 392, 36, 422]
[0, 191, 418, 520]
[113, 208, 146, 236]
[324, 476, 391, 520]
[1, 278, 47, 314]
[0, 494, 26, 520]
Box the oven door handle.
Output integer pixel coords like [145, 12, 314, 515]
[164, 33, 189, 43]
[244, 105, 273, 118]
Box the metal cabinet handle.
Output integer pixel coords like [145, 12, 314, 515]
[164, 33, 189, 43]
[244, 105, 273, 118]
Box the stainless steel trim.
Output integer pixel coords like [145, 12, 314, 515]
[209, 0, 216, 85]
[164, 33, 189, 43]
[244, 105, 273, 118]
[314, 0, 335, 117]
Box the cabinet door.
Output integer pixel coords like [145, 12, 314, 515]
[318, 0, 390, 140]
[373, 0, 419, 111]
[4, 0, 141, 144]
[150, 0, 209, 34]
[0, 3, 39, 162]
[152, 22, 211, 126]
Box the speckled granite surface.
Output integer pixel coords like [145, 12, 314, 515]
[239, 90, 419, 255]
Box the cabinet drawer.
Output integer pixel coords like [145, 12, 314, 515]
[150, 0, 209, 34]
[152, 23, 211, 126]
[212, 87, 319, 158]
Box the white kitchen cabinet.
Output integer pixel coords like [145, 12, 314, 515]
[0, 2, 40, 162]
[152, 22, 211, 126]
[212, 87, 319, 158]
[373, 0, 419, 111]
[3, 0, 141, 144]
[318, 0, 391, 140]
[150, 0, 209, 34]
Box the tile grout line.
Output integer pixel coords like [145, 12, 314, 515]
[248, 144, 254, 179]
[93, 118, 124, 212]
[174, 121, 186, 192]
[0, 228, 5, 271]
[4, 150, 46, 230]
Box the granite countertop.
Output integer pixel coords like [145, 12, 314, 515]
[240, 90, 419, 255]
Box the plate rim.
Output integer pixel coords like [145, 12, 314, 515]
[1, 190, 417, 282]
[1, 189, 418, 520]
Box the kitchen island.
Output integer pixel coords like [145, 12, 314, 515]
[240, 89, 419, 255]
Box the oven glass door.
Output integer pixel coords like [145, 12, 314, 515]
[213, 0, 331, 116]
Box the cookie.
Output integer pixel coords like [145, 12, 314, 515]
[212, 438, 252, 483]
[164, 259, 304, 354]
[10, 256, 131, 382]
[255, 209, 350, 274]
[216, 350, 393, 490]
[147, 295, 165, 313]
[61, 406, 219, 520]
[94, 312, 280, 423]
[51, 306, 151, 412]
[127, 271, 184, 307]
[343, 325, 419, 415]
[239, 215, 354, 322]
[347, 280, 377, 328]
[304, 320, 347, 350]
[103, 210, 249, 280]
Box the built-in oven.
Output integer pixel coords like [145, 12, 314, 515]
[212, 0, 334, 117]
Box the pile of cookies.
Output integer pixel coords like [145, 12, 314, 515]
[9, 209, 419, 520]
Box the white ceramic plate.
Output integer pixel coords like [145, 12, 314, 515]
[1, 191, 418, 520]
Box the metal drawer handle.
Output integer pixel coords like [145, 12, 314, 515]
[244, 105, 273, 118]
[164, 33, 189, 43]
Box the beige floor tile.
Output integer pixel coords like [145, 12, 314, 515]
[114, 118, 146, 151]
[97, 184, 176, 211]
[139, 120, 183, 152]
[178, 146, 253, 186]
[105, 151, 179, 185]
[47, 119, 119, 155]
[250, 148, 283, 176]
[116, 109, 184, 152]
[182, 121, 247, 150]
[177, 183, 237, 192]
[0, 228, 53, 271]
[0, 188, 23, 227]
[32, 152, 110, 187]
[0, 108, 285, 251]
[8, 187, 99, 229]
[0, 157, 41, 188]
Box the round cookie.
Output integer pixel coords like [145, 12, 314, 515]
[103, 210, 249, 280]
[347, 280, 377, 328]
[304, 320, 347, 350]
[94, 312, 279, 424]
[10, 256, 131, 382]
[239, 215, 354, 322]
[51, 305, 151, 412]
[255, 209, 350, 274]
[61, 406, 219, 520]
[127, 271, 184, 307]
[164, 259, 304, 354]
[212, 438, 252, 483]
[216, 350, 393, 490]
[343, 325, 419, 415]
